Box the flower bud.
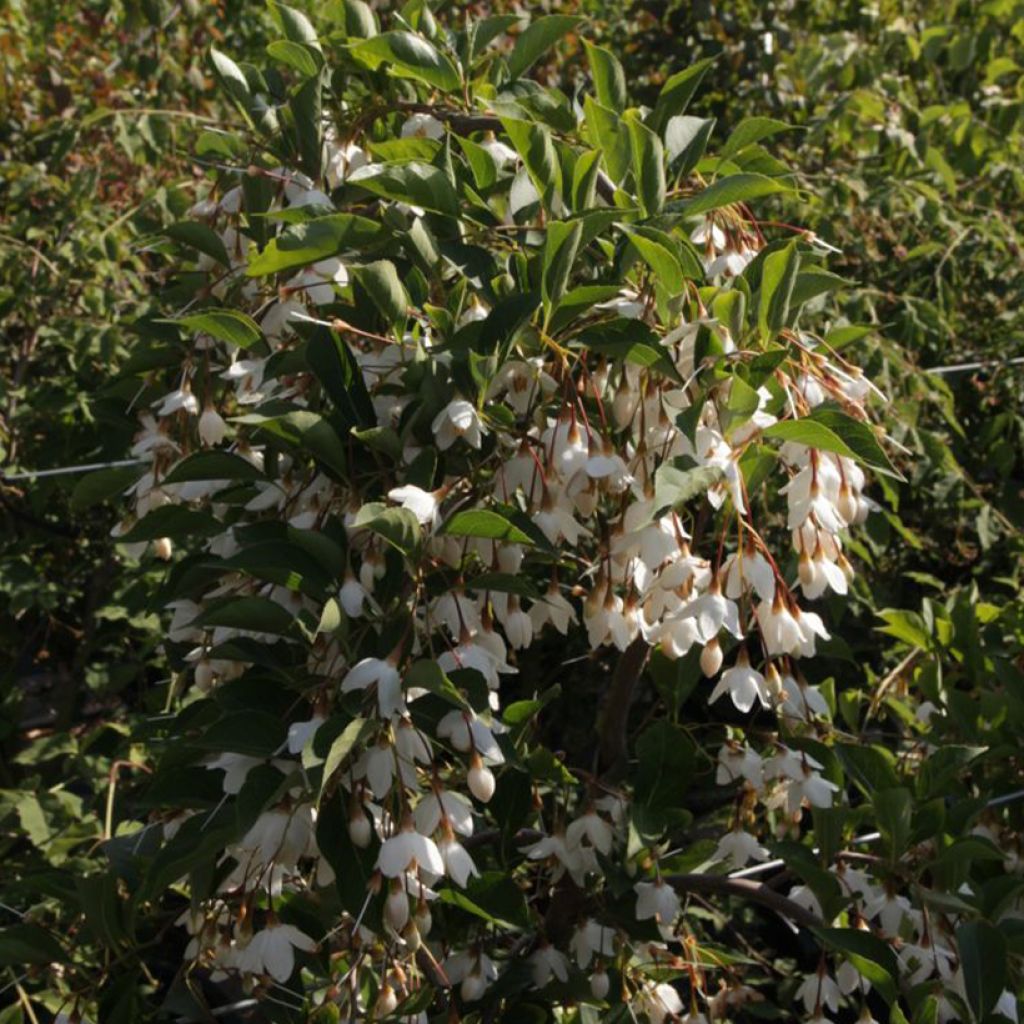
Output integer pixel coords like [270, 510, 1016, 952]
[374, 983, 398, 1017]
[194, 660, 215, 691]
[700, 638, 723, 677]
[461, 970, 487, 1002]
[590, 967, 610, 1000]
[401, 920, 421, 951]
[414, 898, 432, 937]
[467, 753, 495, 803]
[385, 882, 409, 932]
[153, 536, 173, 561]
[348, 806, 372, 848]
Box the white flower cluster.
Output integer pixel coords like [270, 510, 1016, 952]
[114, 79, 1017, 1022]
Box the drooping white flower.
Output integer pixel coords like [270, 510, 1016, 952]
[387, 484, 441, 527]
[709, 649, 771, 714]
[414, 788, 474, 838]
[570, 919, 618, 967]
[234, 920, 316, 982]
[634, 879, 681, 927]
[155, 385, 199, 418]
[438, 833, 479, 887]
[341, 655, 404, 717]
[715, 827, 770, 868]
[529, 944, 569, 988]
[286, 713, 324, 755]
[400, 112, 444, 140]
[566, 810, 614, 857]
[377, 822, 444, 879]
[795, 967, 841, 1015]
[431, 399, 486, 450]
[198, 405, 229, 446]
[637, 981, 684, 1024]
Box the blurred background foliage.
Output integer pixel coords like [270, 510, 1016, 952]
[0, 0, 1022, 1019]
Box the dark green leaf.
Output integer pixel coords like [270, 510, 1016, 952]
[758, 240, 800, 337]
[508, 15, 582, 79]
[584, 41, 627, 112]
[348, 161, 460, 216]
[443, 508, 535, 544]
[162, 451, 264, 484]
[957, 920, 1007, 1021]
[680, 173, 794, 218]
[168, 309, 262, 349]
[246, 213, 383, 276]
[649, 58, 716, 135]
[349, 31, 460, 90]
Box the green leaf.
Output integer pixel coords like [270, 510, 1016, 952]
[0, 924, 67, 966]
[405, 659, 468, 708]
[119, 506, 222, 543]
[876, 609, 932, 649]
[584, 41, 627, 112]
[649, 58, 716, 135]
[633, 721, 695, 808]
[349, 31, 460, 90]
[266, 39, 323, 77]
[717, 117, 795, 164]
[583, 96, 631, 184]
[803, 406, 899, 477]
[508, 15, 582, 79]
[628, 115, 666, 217]
[956, 920, 1007, 1021]
[168, 309, 262, 348]
[209, 47, 252, 112]
[319, 717, 368, 799]
[541, 220, 583, 319]
[443, 508, 535, 545]
[501, 118, 560, 209]
[71, 466, 145, 511]
[456, 135, 498, 191]
[352, 260, 410, 325]
[348, 161, 460, 216]
[162, 451, 264, 484]
[791, 269, 849, 307]
[164, 220, 230, 266]
[681, 173, 794, 218]
[243, 409, 348, 477]
[217, 541, 335, 597]
[762, 418, 863, 462]
[199, 596, 296, 636]
[465, 572, 539, 599]
[246, 213, 383, 276]
[328, 0, 377, 38]
[836, 743, 900, 796]
[269, 1, 321, 45]
[874, 787, 913, 858]
[758, 241, 800, 337]
[352, 502, 421, 554]
[307, 325, 376, 427]
[666, 115, 716, 177]
[438, 871, 531, 929]
[816, 928, 899, 1005]
[620, 225, 685, 293]
[653, 462, 725, 514]
[574, 318, 683, 384]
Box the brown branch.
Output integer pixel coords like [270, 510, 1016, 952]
[664, 873, 825, 930]
[598, 634, 651, 781]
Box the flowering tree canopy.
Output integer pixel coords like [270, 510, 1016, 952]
[90, 6, 1022, 1023]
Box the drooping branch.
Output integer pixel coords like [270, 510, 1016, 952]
[665, 873, 825, 930]
[598, 634, 651, 781]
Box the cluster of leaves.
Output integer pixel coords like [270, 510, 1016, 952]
[0, 2, 1020, 1024]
